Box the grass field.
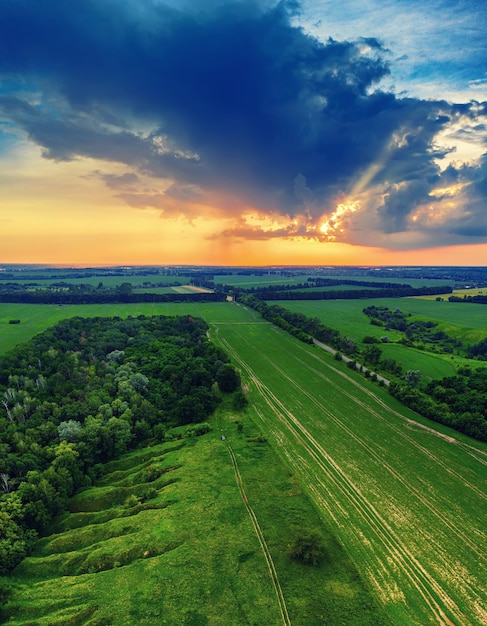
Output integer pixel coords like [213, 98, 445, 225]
[1, 301, 486, 624]
[210, 310, 487, 625]
[276, 298, 487, 340]
[379, 344, 458, 381]
[276, 298, 487, 379]
[0, 274, 192, 288]
[0, 302, 250, 356]
[1, 405, 388, 625]
[212, 274, 453, 290]
[321, 276, 453, 289]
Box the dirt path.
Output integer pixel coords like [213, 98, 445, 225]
[312, 337, 390, 385]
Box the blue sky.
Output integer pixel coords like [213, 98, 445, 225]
[0, 0, 486, 265]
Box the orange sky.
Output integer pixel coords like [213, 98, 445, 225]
[1, 144, 486, 267]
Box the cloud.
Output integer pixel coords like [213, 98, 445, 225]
[0, 0, 486, 250]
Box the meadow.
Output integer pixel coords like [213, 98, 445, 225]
[213, 274, 453, 290]
[0, 274, 192, 288]
[276, 297, 487, 379]
[1, 403, 388, 625]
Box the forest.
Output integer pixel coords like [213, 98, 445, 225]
[0, 315, 242, 574]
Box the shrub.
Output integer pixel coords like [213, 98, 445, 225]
[289, 530, 325, 566]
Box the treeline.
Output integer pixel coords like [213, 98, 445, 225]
[390, 366, 487, 441]
[0, 291, 226, 304]
[216, 278, 414, 295]
[449, 294, 487, 304]
[255, 285, 452, 301]
[0, 315, 243, 574]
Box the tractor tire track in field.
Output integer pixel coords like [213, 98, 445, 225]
[306, 339, 487, 470]
[296, 344, 487, 498]
[225, 442, 291, 626]
[265, 350, 487, 566]
[213, 328, 473, 626]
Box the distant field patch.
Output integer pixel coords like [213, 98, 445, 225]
[322, 275, 453, 289]
[379, 343, 458, 381]
[170, 284, 214, 294]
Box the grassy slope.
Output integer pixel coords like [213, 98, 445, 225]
[1, 408, 388, 626]
[210, 309, 487, 625]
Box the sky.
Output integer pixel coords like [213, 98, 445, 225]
[0, 0, 486, 267]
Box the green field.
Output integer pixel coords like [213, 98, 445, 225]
[1, 301, 486, 624]
[275, 298, 487, 379]
[275, 298, 487, 341]
[2, 406, 388, 625]
[214, 274, 316, 288]
[213, 274, 453, 290]
[0, 302, 250, 356]
[321, 276, 453, 289]
[0, 274, 193, 288]
[379, 343, 458, 381]
[210, 311, 487, 625]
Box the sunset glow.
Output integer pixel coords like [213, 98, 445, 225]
[0, 0, 486, 267]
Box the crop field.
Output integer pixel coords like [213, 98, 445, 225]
[210, 309, 487, 625]
[321, 276, 453, 289]
[379, 344, 458, 381]
[0, 275, 193, 288]
[2, 406, 388, 625]
[214, 274, 316, 288]
[213, 274, 453, 290]
[288, 284, 383, 293]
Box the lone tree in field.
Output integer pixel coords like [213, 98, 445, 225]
[289, 530, 325, 566]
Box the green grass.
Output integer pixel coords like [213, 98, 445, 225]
[1, 408, 388, 626]
[1, 300, 486, 624]
[276, 298, 487, 379]
[0, 274, 192, 288]
[0, 302, 254, 356]
[274, 299, 405, 343]
[379, 344, 458, 382]
[214, 274, 316, 288]
[209, 314, 487, 625]
[213, 274, 453, 290]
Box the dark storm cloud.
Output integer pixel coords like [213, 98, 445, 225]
[0, 0, 486, 246]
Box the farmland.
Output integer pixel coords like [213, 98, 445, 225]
[210, 310, 487, 625]
[274, 297, 487, 379]
[0, 302, 250, 356]
[1, 297, 486, 624]
[274, 298, 487, 344]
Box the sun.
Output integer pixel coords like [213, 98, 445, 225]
[319, 200, 360, 240]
